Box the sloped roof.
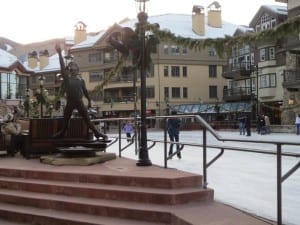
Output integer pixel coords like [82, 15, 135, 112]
[23, 50, 66, 73]
[72, 13, 251, 50]
[120, 13, 251, 39]
[0, 49, 31, 73]
[249, 5, 287, 27]
[72, 31, 106, 50]
[0, 49, 18, 68]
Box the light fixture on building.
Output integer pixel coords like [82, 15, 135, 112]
[288, 94, 295, 105]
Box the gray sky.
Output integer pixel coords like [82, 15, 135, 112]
[1, 0, 286, 44]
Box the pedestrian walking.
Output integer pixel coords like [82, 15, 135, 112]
[123, 121, 134, 142]
[264, 114, 271, 134]
[167, 111, 181, 159]
[295, 114, 300, 135]
[238, 115, 246, 135]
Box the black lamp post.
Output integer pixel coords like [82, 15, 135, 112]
[38, 75, 46, 118]
[135, 0, 152, 166]
[256, 65, 259, 116]
[26, 88, 30, 117]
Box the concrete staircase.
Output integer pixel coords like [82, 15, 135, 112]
[0, 167, 214, 225]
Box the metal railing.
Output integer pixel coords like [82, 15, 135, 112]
[93, 115, 300, 225]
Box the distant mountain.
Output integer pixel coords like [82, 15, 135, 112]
[0, 37, 65, 62]
[0, 37, 21, 51]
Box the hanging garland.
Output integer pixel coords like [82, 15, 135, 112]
[93, 23, 159, 92]
[92, 15, 300, 94]
[150, 15, 300, 57]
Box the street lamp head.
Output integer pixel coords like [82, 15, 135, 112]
[64, 54, 74, 65]
[38, 75, 46, 85]
[135, 0, 149, 13]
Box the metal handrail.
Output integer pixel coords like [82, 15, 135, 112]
[93, 115, 300, 225]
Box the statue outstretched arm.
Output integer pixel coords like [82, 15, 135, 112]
[55, 44, 67, 80]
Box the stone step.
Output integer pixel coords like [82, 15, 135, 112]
[0, 167, 202, 189]
[0, 189, 184, 223]
[0, 176, 213, 205]
[0, 202, 169, 225]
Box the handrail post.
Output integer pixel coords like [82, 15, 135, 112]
[164, 118, 168, 168]
[118, 120, 122, 157]
[203, 127, 207, 188]
[277, 143, 282, 225]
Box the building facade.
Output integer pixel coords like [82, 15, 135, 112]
[67, 3, 248, 122]
[0, 49, 31, 116]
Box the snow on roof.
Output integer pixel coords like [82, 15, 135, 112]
[71, 30, 106, 50]
[71, 13, 250, 50]
[263, 5, 287, 15]
[24, 50, 66, 73]
[0, 49, 18, 68]
[120, 13, 250, 39]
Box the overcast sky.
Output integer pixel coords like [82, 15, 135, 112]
[0, 0, 286, 44]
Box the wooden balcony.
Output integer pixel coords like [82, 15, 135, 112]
[282, 69, 300, 91]
[222, 62, 254, 79]
[223, 87, 253, 102]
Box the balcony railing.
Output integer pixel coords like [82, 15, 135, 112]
[106, 74, 135, 83]
[222, 62, 254, 79]
[104, 96, 135, 103]
[282, 69, 300, 91]
[223, 87, 252, 101]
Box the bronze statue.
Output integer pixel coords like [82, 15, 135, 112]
[53, 44, 107, 141]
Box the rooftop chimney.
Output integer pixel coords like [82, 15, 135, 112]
[74, 21, 87, 45]
[207, 1, 222, 28]
[192, 5, 205, 36]
[39, 49, 49, 69]
[28, 51, 38, 69]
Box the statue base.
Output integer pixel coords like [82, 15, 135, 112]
[40, 152, 116, 166]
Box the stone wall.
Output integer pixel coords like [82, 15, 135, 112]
[270, 125, 295, 133]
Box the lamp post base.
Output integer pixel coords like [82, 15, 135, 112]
[136, 159, 152, 166]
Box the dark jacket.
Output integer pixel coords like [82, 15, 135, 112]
[167, 118, 181, 136]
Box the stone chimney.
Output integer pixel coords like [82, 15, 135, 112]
[39, 49, 49, 69]
[192, 5, 205, 36]
[207, 1, 222, 28]
[74, 21, 87, 45]
[28, 51, 38, 69]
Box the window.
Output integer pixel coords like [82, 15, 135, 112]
[104, 52, 111, 63]
[171, 87, 180, 98]
[182, 47, 188, 54]
[269, 47, 275, 60]
[171, 45, 180, 54]
[164, 66, 169, 76]
[259, 48, 266, 61]
[146, 64, 154, 77]
[45, 75, 55, 83]
[260, 73, 276, 88]
[209, 86, 218, 99]
[146, 87, 155, 98]
[1, 72, 27, 99]
[171, 66, 180, 77]
[209, 65, 217, 77]
[89, 71, 104, 82]
[182, 66, 187, 77]
[183, 87, 188, 98]
[163, 45, 169, 54]
[89, 52, 102, 63]
[164, 87, 169, 98]
[104, 50, 118, 63]
[271, 18, 276, 28]
[208, 47, 217, 56]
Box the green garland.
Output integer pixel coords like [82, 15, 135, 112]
[92, 15, 300, 94]
[151, 16, 300, 58]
